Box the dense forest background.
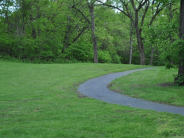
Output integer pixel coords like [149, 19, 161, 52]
[0, 0, 181, 66]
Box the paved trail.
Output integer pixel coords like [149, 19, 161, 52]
[78, 67, 184, 115]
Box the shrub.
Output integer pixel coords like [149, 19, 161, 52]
[3, 55, 11, 60]
[66, 42, 93, 62]
[174, 74, 184, 86]
[112, 55, 121, 64]
[98, 50, 112, 63]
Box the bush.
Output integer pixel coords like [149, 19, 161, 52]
[112, 55, 121, 64]
[32, 59, 42, 64]
[165, 62, 174, 69]
[161, 39, 184, 69]
[3, 55, 11, 60]
[66, 42, 93, 62]
[174, 74, 184, 86]
[98, 50, 112, 63]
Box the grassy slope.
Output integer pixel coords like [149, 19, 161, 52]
[109, 67, 184, 107]
[0, 61, 184, 138]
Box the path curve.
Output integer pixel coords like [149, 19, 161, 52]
[78, 67, 184, 115]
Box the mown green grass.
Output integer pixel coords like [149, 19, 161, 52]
[0, 61, 184, 138]
[109, 67, 184, 107]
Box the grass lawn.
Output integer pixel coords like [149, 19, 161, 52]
[109, 67, 184, 107]
[0, 60, 184, 138]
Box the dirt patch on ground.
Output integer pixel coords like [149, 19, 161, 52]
[73, 83, 79, 87]
[75, 91, 87, 98]
[107, 83, 123, 94]
[131, 84, 148, 88]
[132, 83, 175, 88]
[107, 83, 112, 88]
[73, 83, 87, 98]
[116, 110, 136, 114]
[157, 82, 174, 87]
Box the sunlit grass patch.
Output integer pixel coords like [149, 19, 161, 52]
[109, 67, 184, 107]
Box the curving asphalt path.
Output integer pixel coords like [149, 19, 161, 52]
[78, 67, 184, 115]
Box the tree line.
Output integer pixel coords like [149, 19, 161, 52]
[0, 0, 184, 85]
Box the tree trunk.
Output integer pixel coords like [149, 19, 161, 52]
[30, 10, 37, 39]
[62, 16, 72, 53]
[169, 2, 173, 42]
[89, 4, 98, 63]
[139, 48, 145, 65]
[134, 11, 145, 65]
[129, 21, 133, 64]
[150, 45, 155, 65]
[175, 0, 184, 85]
[137, 34, 145, 65]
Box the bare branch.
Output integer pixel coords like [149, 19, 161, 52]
[96, 0, 132, 19]
[138, 0, 149, 11]
[149, 2, 166, 26]
[72, 4, 90, 24]
[141, 1, 149, 27]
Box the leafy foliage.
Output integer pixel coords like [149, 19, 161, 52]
[66, 42, 93, 62]
[163, 39, 184, 69]
[98, 50, 112, 63]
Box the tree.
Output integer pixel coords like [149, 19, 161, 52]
[97, 0, 171, 65]
[129, 12, 134, 64]
[72, 0, 99, 63]
[175, 0, 184, 85]
[87, 0, 98, 63]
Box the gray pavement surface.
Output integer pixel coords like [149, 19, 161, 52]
[78, 67, 184, 115]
